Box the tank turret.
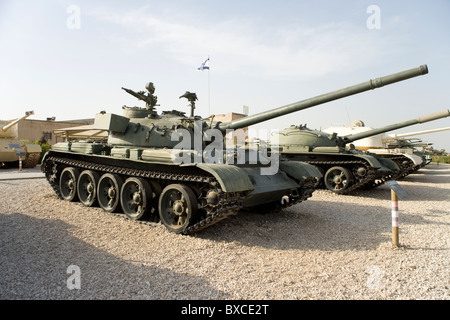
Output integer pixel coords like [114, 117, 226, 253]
[93, 64, 429, 151]
[41, 64, 429, 233]
[1, 111, 34, 137]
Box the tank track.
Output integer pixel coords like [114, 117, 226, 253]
[292, 176, 317, 205]
[23, 153, 41, 168]
[305, 160, 379, 195]
[384, 155, 415, 179]
[43, 156, 317, 235]
[249, 175, 317, 214]
[280, 177, 316, 209]
[43, 155, 246, 235]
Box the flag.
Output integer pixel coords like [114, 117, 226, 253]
[197, 57, 210, 71]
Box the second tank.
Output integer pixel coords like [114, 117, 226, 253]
[272, 109, 450, 194]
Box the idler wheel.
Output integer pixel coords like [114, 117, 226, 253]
[59, 167, 80, 202]
[77, 170, 100, 207]
[120, 177, 153, 220]
[158, 184, 198, 233]
[97, 173, 123, 213]
[324, 166, 352, 193]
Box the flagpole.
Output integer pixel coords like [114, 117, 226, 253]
[208, 55, 211, 116]
[198, 56, 211, 115]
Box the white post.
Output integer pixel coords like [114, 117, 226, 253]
[391, 190, 399, 247]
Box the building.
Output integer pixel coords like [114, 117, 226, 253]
[213, 112, 248, 136]
[15, 118, 94, 145]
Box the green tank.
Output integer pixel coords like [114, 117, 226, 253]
[0, 111, 42, 168]
[325, 121, 450, 178]
[41, 65, 428, 234]
[273, 109, 449, 194]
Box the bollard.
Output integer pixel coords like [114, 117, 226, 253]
[19, 156, 22, 171]
[391, 190, 399, 247]
[386, 181, 407, 248]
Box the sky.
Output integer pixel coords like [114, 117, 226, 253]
[1, 0, 449, 151]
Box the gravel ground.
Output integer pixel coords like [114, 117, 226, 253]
[0, 163, 449, 300]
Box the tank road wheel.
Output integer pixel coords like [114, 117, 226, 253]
[77, 170, 100, 207]
[324, 166, 352, 193]
[59, 167, 80, 202]
[97, 173, 124, 213]
[158, 184, 198, 234]
[120, 177, 153, 220]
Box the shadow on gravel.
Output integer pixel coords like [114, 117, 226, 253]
[0, 213, 228, 300]
[400, 164, 450, 184]
[400, 174, 450, 184]
[197, 193, 448, 251]
[351, 178, 450, 202]
[353, 181, 450, 201]
[197, 200, 390, 251]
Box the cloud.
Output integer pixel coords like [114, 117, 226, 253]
[89, 5, 404, 79]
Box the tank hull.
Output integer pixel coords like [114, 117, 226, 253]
[365, 149, 423, 178]
[0, 139, 41, 168]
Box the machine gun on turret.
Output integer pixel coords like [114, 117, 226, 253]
[122, 82, 159, 111]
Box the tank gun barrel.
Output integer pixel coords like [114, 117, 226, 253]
[218, 64, 428, 132]
[391, 126, 450, 138]
[2, 110, 34, 132]
[342, 109, 450, 143]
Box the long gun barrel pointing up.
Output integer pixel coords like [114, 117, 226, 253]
[2, 111, 34, 132]
[342, 109, 450, 144]
[218, 64, 429, 132]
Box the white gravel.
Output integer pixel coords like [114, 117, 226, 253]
[0, 163, 449, 300]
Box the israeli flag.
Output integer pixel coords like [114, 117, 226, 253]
[198, 57, 210, 71]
